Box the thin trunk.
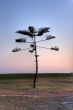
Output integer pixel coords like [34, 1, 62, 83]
[33, 36, 38, 88]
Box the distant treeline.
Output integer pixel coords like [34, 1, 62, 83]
[0, 73, 72, 79]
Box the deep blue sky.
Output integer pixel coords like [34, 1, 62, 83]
[0, 0, 73, 73]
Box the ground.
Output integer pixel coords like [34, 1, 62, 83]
[0, 74, 73, 110]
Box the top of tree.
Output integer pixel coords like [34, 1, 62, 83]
[16, 26, 50, 37]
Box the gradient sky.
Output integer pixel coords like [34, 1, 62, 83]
[0, 0, 73, 73]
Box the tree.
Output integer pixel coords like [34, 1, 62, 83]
[12, 26, 59, 88]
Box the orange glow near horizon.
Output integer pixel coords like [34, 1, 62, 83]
[0, 47, 72, 73]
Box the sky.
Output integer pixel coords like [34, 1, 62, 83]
[0, 0, 73, 73]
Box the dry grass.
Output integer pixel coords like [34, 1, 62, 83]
[0, 74, 73, 110]
[0, 74, 73, 92]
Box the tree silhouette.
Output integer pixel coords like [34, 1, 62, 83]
[12, 26, 59, 88]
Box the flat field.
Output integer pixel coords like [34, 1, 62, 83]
[0, 73, 73, 110]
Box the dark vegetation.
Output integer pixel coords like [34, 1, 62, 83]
[0, 73, 72, 79]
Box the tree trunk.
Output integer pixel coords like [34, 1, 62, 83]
[33, 36, 38, 88]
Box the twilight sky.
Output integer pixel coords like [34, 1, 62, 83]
[0, 0, 73, 73]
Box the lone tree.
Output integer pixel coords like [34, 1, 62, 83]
[12, 26, 59, 88]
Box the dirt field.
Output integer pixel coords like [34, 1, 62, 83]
[0, 74, 73, 110]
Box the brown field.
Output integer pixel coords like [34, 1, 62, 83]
[0, 73, 73, 110]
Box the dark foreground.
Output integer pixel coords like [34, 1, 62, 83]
[0, 73, 73, 110]
[0, 92, 73, 110]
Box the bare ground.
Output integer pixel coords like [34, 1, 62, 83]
[0, 75, 73, 110]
